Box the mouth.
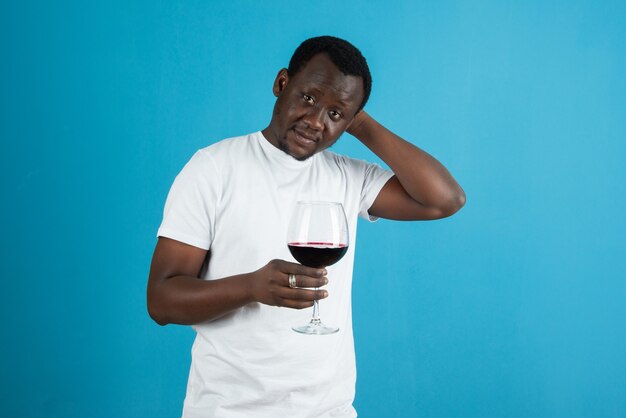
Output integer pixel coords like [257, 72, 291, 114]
[292, 127, 319, 145]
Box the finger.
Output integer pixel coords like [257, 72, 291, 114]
[274, 259, 327, 277]
[279, 299, 315, 310]
[287, 275, 328, 289]
[276, 287, 328, 302]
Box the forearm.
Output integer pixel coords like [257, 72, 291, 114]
[148, 273, 254, 326]
[147, 238, 329, 326]
[349, 112, 465, 212]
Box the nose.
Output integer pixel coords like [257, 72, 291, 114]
[303, 107, 324, 131]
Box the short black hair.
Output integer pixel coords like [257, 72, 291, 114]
[287, 36, 372, 111]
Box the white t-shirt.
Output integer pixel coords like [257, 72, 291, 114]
[158, 131, 393, 418]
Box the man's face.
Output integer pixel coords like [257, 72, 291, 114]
[263, 53, 364, 161]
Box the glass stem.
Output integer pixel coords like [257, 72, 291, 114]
[312, 288, 320, 323]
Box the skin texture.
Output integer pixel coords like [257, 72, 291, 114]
[261, 53, 363, 161]
[147, 53, 465, 325]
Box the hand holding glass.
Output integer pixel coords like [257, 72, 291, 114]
[287, 201, 349, 335]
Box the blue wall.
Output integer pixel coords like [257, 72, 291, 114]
[2, 1, 625, 417]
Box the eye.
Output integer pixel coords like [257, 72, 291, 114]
[303, 94, 315, 104]
[329, 110, 343, 121]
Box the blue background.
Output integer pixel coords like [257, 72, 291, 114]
[2, 1, 625, 417]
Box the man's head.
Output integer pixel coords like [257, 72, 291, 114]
[262, 36, 372, 161]
[288, 36, 372, 112]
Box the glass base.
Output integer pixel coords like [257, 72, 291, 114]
[292, 319, 339, 335]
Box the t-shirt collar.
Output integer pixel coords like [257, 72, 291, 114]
[256, 131, 315, 169]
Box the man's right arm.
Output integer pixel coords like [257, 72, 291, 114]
[147, 237, 329, 325]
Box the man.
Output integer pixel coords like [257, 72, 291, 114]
[148, 36, 465, 417]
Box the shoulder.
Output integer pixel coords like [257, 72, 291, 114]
[177, 132, 257, 179]
[318, 150, 394, 195]
[319, 149, 381, 172]
[188, 131, 259, 169]
[197, 132, 258, 158]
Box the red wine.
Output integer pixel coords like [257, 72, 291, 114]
[288, 242, 348, 268]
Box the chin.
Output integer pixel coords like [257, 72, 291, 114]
[293, 153, 312, 161]
[278, 136, 314, 161]
[286, 146, 313, 161]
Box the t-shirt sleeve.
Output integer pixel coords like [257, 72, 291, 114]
[358, 160, 394, 222]
[157, 150, 220, 250]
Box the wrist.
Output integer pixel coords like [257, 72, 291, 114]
[244, 272, 258, 304]
[346, 110, 371, 138]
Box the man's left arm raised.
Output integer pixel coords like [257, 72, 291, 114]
[347, 110, 466, 221]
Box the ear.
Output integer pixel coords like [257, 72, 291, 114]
[272, 68, 289, 97]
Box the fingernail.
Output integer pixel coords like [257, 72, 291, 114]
[323, 278, 329, 285]
[322, 291, 328, 297]
[320, 269, 327, 276]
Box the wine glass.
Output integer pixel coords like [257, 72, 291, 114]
[287, 201, 349, 335]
